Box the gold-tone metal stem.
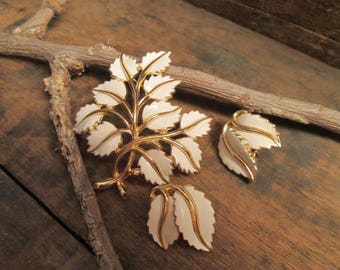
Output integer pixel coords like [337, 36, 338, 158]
[158, 188, 170, 249]
[150, 184, 211, 251]
[142, 51, 168, 75]
[232, 110, 281, 147]
[94, 174, 125, 190]
[138, 79, 178, 108]
[132, 73, 144, 137]
[92, 89, 133, 120]
[120, 53, 138, 139]
[90, 128, 130, 153]
[110, 115, 211, 172]
[74, 108, 130, 129]
[137, 107, 181, 134]
[132, 147, 169, 183]
[172, 185, 211, 251]
[94, 152, 135, 195]
[116, 180, 127, 199]
[222, 122, 256, 182]
[161, 138, 199, 171]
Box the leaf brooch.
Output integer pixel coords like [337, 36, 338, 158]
[218, 110, 281, 182]
[74, 51, 215, 251]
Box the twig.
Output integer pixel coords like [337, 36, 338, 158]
[168, 67, 340, 134]
[12, 0, 67, 38]
[4, 2, 123, 269]
[44, 55, 123, 270]
[0, 33, 339, 134]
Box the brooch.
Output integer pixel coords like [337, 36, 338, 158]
[74, 51, 215, 251]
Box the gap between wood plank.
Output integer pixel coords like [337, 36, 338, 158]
[0, 164, 94, 255]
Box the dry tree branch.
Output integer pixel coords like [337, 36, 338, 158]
[168, 67, 340, 134]
[12, 0, 67, 38]
[4, 2, 123, 270]
[44, 56, 123, 270]
[1, 33, 339, 134]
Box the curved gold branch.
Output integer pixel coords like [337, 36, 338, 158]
[89, 128, 129, 153]
[221, 122, 257, 182]
[92, 89, 133, 120]
[138, 79, 177, 108]
[158, 188, 170, 249]
[94, 152, 135, 195]
[74, 108, 130, 129]
[132, 147, 169, 184]
[150, 183, 211, 250]
[142, 51, 168, 76]
[161, 138, 199, 171]
[172, 185, 211, 251]
[231, 110, 281, 147]
[137, 107, 181, 134]
[139, 141, 162, 150]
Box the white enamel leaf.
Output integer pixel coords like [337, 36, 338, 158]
[74, 103, 102, 134]
[142, 101, 181, 131]
[141, 51, 171, 74]
[148, 195, 179, 250]
[92, 79, 127, 106]
[174, 185, 215, 252]
[87, 121, 122, 157]
[110, 54, 138, 81]
[233, 112, 281, 150]
[218, 129, 258, 182]
[171, 137, 202, 173]
[180, 111, 212, 138]
[138, 149, 173, 185]
[143, 75, 180, 100]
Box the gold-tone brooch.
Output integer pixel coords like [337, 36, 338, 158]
[74, 51, 215, 251]
[218, 110, 281, 182]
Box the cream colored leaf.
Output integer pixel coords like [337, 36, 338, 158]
[174, 185, 215, 252]
[110, 54, 138, 81]
[74, 103, 102, 134]
[92, 79, 127, 106]
[232, 111, 281, 150]
[171, 137, 202, 173]
[143, 75, 180, 100]
[87, 121, 122, 157]
[218, 128, 258, 182]
[138, 149, 173, 185]
[148, 195, 179, 250]
[142, 101, 181, 131]
[141, 51, 171, 74]
[180, 111, 212, 138]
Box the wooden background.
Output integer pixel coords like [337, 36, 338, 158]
[185, 0, 340, 68]
[1, 0, 340, 269]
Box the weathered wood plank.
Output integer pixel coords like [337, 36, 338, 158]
[1, 0, 340, 269]
[216, 0, 340, 41]
[185, 0, 340, 68]
[0, 169, 97, 270]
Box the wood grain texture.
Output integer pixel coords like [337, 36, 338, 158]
[233, 0, 340, 41]
[185, 0, 340, 68]
[1, 0, 340, 269]
[0, 169, 97, 270]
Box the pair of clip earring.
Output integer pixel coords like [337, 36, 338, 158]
[74, 51, 280, 252]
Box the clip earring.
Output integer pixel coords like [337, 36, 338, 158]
[218, 110, 281, 182]
[74, 51, 215, 251]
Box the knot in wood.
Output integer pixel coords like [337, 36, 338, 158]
[52, 55, 84, 75]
